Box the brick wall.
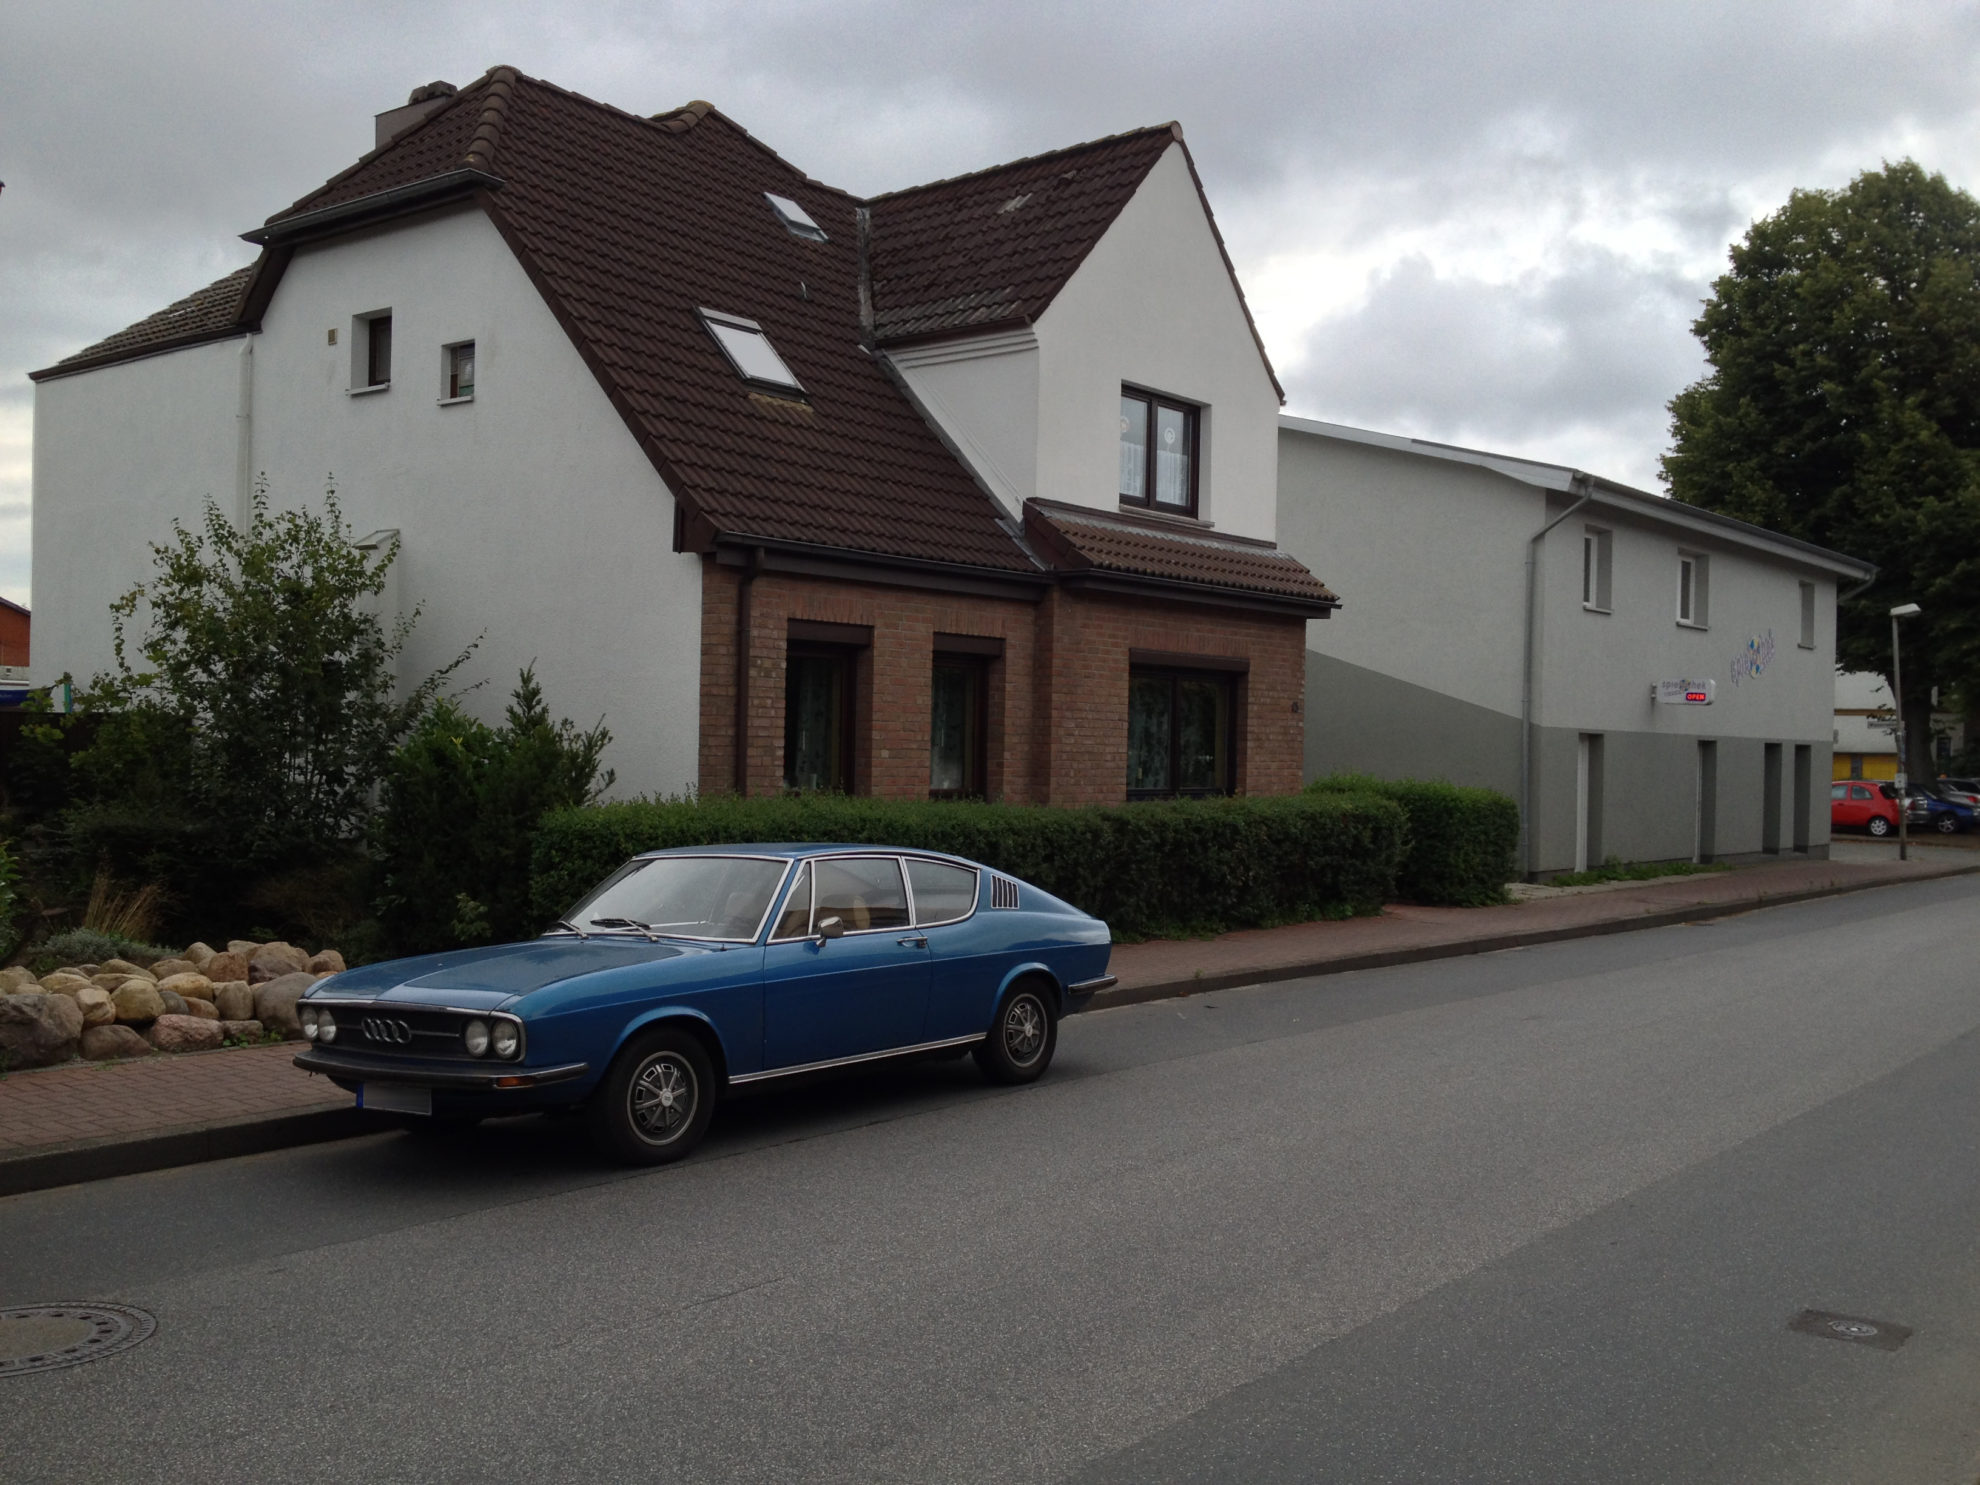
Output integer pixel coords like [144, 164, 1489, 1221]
[696, 557, 1305, 803]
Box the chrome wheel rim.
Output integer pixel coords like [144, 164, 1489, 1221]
[1003, 994, 1047, 1066]
[628, 1052, 697, 1145]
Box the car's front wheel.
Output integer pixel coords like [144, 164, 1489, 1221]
[589, 1026, 716, 1165]
[1937, 815, 1960, 834]
[1868, 815, 1892, 837]
[974, 983, 1058, 1085]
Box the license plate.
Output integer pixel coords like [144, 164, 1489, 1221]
[358, 1083, 432, 1116]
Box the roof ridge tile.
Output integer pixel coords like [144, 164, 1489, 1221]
[867, 121, 1180, 204]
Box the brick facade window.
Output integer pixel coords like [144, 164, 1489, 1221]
[1127, 665, 1234, 797]
[930, 655, 987, 798]
[785, 645, 855, 790]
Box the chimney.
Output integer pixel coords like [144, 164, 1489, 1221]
[374, 80, 458, 150]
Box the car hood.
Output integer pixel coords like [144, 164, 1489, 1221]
[312, 937, 713, 1009]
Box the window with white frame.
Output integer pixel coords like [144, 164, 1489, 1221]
[1677, 551, 1709, 627]
[1798, 580, 1816, 648]
[1581, 527, 1612, 611]
[700, 309, 804, 393]
[443, 341, 475, 402]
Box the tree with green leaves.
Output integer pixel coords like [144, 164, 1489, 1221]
[1664, 160, 1980, 778]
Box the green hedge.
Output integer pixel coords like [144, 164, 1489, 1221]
[1306, 774, 1519, 907]
[531, 792, 1408, 941]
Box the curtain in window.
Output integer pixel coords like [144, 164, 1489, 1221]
[1154, 404, 1191, 507]
[1176, 679, 1228, 792]
[1127, 676, 1172, 792]
[930, 662, 969, 793]
[1119, 395, 1149, 501]
[785, 652, 847, 790]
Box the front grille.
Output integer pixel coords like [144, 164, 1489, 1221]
[320, 1006, 474, 1059]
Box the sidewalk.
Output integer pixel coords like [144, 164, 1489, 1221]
[3, 848, 1974, 1197]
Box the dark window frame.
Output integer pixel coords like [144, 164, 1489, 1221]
[1118, 386, 1201, 517]
[365, 313, 393, 388]
[929, 652, 989, 800]
[1126, 664, 1237, 800]
[783, 642, 858, 793]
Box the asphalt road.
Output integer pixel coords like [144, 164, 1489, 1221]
[4, 875, 1979, 1483]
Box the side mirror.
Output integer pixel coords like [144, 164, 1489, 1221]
[815, 915, 845, 942]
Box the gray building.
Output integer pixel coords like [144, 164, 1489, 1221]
[1278, 417, 1876, 876]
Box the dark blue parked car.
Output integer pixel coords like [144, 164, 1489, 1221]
[1904, 786, 1977, 835]
[294, 846, 1114, 1163]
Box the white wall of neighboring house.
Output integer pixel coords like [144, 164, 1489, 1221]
[30, 205, 704, 798]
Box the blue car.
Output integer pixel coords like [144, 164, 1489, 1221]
[1904, 787, 1977, 834]
[293, 845, 1115, 1163]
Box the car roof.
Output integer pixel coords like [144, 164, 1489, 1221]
[632, 842, 977, 865]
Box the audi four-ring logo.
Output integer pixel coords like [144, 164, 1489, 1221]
[362, 1017, 413, 1044]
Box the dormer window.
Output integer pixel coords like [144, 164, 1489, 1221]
[1119, 389, 1199, 516]
[700, 309, 804, 393]
[764, 193, 827, 241]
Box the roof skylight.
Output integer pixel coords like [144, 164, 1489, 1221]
[764, 192, 827, 241]
[700, 309, 804, 392]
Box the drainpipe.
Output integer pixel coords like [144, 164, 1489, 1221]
[733, 546, 764, 797]
[234, 332, 256, 527]
[1519, 477, 1594, 877]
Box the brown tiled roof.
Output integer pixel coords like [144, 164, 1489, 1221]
[865, 127, 1178, 344]
[49, 267, 253, 371]
[1024, 500, 1339, 610]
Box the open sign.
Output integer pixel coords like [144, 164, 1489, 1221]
[1654, 678, 1716, 705]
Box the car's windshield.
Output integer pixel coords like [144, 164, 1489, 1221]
[559, 856, 791, 942]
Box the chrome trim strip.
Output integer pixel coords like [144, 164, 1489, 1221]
[728, 1033, 986, 1085]
[304, 1000, 527, 1062]
[293, 1048, 588, 1089]
[1068, 974, 1118, 993]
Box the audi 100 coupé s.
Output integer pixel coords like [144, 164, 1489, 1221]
[293, 846, 1115, 1163]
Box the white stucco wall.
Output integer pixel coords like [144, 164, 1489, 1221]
[887, 330, 1038, 521]
[1033, 144, 1282, 541]
[30, 205, 702, 797]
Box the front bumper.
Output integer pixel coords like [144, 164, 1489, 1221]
[293, 1046, 591, 1090]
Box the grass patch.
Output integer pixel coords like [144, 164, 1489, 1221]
[1546, 858, 1732, 888]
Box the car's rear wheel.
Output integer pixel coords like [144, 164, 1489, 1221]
[1868, 815, 1892, 837]
[588, 1026, 715, 1165]
[974, 983, 1058, 1085]
[1937, 815, 1959, 834]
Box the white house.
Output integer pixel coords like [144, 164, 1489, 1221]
[1277, 418, 1876, 875]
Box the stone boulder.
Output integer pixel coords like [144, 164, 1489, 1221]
[0, 966, 38, 994]
[90, 973, 133, 992]
[75, 987, 116, 1026]
[0, 992, 84, 1068]
[81, 1023, 151, 1060]
[100, 958, 155, 981]
[110, 981, 166, 1024]
[149, 958, 199, 981]
[306, 949, 347, 976]
[252, 972, 314, 1039]
[183, 942, 217, 969]
[226, 940, 259, 959]
[249, 942, 311, 984]
[156, 972, 214, 1001]
[182, 998, 219, 1021]
[39, 972, 91, 996]
[72, 963, 101, 976]
[212, 981, 254, 1021]
[146, 1014, 223, 1053]
[220, 1019, 264, 1042]
[157, 989, 188, 1017]
[203, 951, 249, 985]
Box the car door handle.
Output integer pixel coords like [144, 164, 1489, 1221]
[897, 936, 928, 948]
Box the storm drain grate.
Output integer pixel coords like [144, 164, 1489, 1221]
[0, 1304, 156, 1377]
[1788, 1308, 1912, 1352]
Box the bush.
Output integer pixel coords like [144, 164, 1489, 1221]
[26, 926, 179, 974]
[1306, 774, 1520, 907]
[372, 669, 613, 954]
[0, 835, 20, 963]
[530, 791, 1408, 941]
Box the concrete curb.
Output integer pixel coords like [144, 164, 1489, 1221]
[1086, 859, 1980, 1013]
[0, 1106, 382, 1200]
[7, 859, 1974, 1199]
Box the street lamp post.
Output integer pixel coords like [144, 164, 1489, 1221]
[1891, 602, 1922, 861]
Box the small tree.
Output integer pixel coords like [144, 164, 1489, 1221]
[74, 482, 470, 875]
[372, 667, 613, 953]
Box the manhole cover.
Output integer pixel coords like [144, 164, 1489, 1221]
[1788, 1308, 1912, 1351]
[0, 1304, 155, 1377]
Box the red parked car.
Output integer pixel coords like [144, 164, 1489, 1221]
[1831, 780, 1900, 837]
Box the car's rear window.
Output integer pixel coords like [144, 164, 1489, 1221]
[908, 859, 977, 925]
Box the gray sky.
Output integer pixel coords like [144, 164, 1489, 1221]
[6, 0, 1980, 608]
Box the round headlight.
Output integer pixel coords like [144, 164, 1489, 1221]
[301, 1006, 319, 1039]
[491, 1021, 520, 1060]
[463, 1019, 491, 1057]
[317, 1012, 337, 1044]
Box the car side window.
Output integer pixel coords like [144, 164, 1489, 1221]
[1851, 785, 1873, 800]
[769, 862, 813, 941]
[1830, 784, 1847, 800]
[814, 857, 910, 932]
[907, 859, 978, 926]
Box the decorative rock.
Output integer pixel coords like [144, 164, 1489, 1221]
[225, 940, 259, 959]
[212, 981, 254, 1021]
[182, 997, 220, 1021]
[110, 981, 166, 1024]
[306, 949, 347, 975]
[91, 973, 133, 992]
[249, 942, 311, 985]
[145, 1014, 223, 1053]
[252, 972, 315, 1039]
[156, 972, 215, 1001]
[72, 963, 101, 976]
[0, 966, 38, 994]
[81, 1023, 151, 1060]
[220, 1019, 264, 1042]
[203, 951, 249, 985]
[156, 989, 188, 1017]
[0, 992, 84, 1068]
[39, 971, 91, 995]
[75, 987, 116, 1026]
[184, 941, 217, 968]
[100, 958, 155, 981]
[149, 958, 199, 981]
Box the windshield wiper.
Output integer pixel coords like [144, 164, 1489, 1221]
[589, 916, 665, 941]
[549, 918, 591, 939]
